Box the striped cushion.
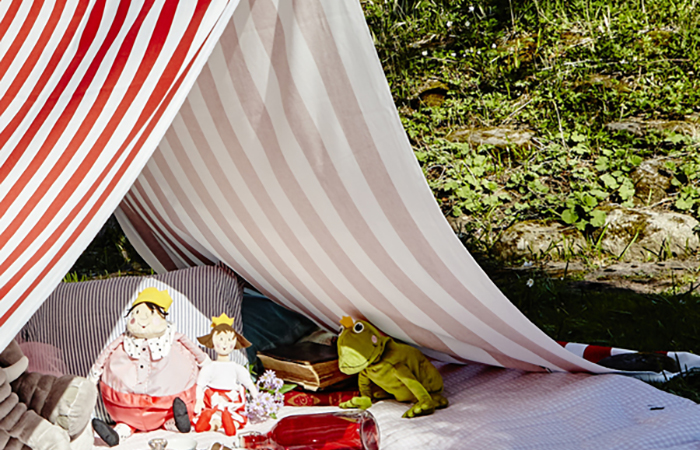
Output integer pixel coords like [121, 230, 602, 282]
[17, 263, 245, 422]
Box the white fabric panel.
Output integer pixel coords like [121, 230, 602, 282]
[117, 0, 609, 373]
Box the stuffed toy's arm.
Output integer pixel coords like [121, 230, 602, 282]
[339, 372, 373, 410]
[357, 371, 373, 399]
[392, 363, 431, 402]
[88, 335, 124, 383]
[176, 333, 211, 366]
[235, 364, 258, 397]
[194, 364, 213, 414]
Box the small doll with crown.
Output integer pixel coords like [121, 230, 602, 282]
[194, 313, 258, 436]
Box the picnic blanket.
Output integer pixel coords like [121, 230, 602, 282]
[101, 361, 700, 450]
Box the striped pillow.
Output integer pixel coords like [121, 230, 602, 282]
[17, 263, 245, 422]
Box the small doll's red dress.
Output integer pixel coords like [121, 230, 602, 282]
[194, 360, 257, 435]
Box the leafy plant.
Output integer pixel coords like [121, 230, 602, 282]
[363, 0, 700, 256]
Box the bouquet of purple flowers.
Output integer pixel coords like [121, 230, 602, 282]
[246, 370, 295, 423]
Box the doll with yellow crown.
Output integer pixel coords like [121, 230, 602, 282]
[193, 313, 258, 436]
[88, 288, 211, 447]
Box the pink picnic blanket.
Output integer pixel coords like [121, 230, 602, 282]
[370, 362, 700, 449]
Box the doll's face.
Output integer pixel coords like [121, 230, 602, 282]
[126, 303, 168, 339]
[212, 331, 237, 357]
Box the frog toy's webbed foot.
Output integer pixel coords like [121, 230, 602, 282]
[432, 392, 449, 409]
[339, 395, 373, 410]
[402, 397, 437, 418]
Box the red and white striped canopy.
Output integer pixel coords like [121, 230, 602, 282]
[0, 0, 621, 374]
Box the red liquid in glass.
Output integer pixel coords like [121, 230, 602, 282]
[240, 411, 380, 450]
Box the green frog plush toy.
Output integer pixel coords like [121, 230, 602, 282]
[337, 317, 448, 418]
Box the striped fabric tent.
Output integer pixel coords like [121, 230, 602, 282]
[0, 0, 671, 375]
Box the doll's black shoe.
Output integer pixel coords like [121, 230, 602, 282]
[173, 397, 191, 432]
[92, 418, 119, 447]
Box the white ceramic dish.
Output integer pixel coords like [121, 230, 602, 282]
[165, 437, 198, 450]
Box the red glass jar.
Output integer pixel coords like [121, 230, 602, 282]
[238, 410, 380, 450]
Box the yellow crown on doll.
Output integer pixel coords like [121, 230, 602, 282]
[211, 313, 235, 328]
[132, 287, 173, 312]
[339, 316, 355, 328]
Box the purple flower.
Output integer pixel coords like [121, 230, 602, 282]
[247, 370, 286, 423]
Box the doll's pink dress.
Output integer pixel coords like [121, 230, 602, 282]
[91, 324, 208, 431]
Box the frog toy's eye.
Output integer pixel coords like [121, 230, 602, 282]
[338, 325, 345, 334]
[353, 322, 364, 333]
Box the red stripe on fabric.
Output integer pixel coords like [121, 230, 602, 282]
[0, 0, 43, 79]
[120, 198, 179, 271]
[0, 0, 133, 253]
[0, 0, 67, 114]
[582, 345, 612, 363]
[0, 0, 104, 186]
[0, 1, 214, 327]
[0, 1, 89, 120]
[0, 0, 22, 42]
[1, 0, 183, 260]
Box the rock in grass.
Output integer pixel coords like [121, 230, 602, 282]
[414, 80, 449, 107]
[601, 208, 699, 261]
[605, 118, 699, 137]
[446, 126, 534, 148]
[631, 159, 674, 206]
[492, 221, 586, 261]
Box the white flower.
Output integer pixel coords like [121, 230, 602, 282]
[491, 43, 497, 49]
[466, 20, 471, 27]
[469, 5, 475, 12]
[446, 21, 453, 27]
[522, 261, 533, 268]
[526, 279, 534, 288]
[451, 52, 456, 57]
[422, 50, 428, 56]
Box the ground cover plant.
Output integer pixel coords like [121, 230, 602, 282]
[365, 0, 700, 254]
[65, 0, 700, 401]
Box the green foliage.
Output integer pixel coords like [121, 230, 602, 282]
[67, 216, 151, 280]
[363, 0, 700, 252]
[670, 155, 700, 215]
[62, 272, 91, 283]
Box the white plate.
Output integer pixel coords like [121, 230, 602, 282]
[165, 437, 197, 450]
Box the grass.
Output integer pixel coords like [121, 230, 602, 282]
[63, 216, 151, 282]
[364, 0, 700, 257]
